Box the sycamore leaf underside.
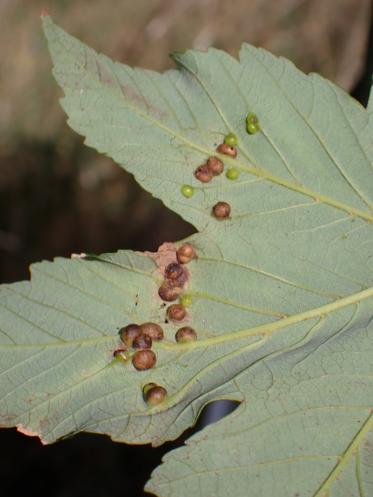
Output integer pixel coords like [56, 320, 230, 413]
[0, 16, 372, 497]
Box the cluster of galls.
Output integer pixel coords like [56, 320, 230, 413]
[159, 245, 198, 333]
[114, 325, 166, 406]
[116, 321, 164, 371]
[182, 116, 261, 217]
[113, 243, 199, 406]
[212, 133, 240, 219]
[158, 243, 195, 302]
[159, 244, 198, 342]
[246, 112, 260, 134]
[194, 132, 239, 186]
[194, 132, 240, 220]
[194, 156, 225, 183]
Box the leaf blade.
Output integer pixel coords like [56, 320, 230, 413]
[42, 16, 373, 228]
[1, 15, 373, 497]
[147, 299, 373, 497]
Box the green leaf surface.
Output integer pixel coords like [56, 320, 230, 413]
[1, 15, 373, 497]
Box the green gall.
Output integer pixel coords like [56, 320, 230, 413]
[246, 112, 260, 134]
[246, 122, 259, 134]
[181, 184, 194, 198]
[226, 167, 239, 180]
[224, 133, 238, 146]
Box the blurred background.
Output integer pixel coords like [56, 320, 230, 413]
[1, 0, 372, 495]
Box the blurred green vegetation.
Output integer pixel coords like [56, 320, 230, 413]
[0, 0, 371, 283]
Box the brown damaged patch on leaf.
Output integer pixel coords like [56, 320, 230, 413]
[121, 84, 168, 120]
[144, 242, 190, 302]
[93, 57, 168, 120]
[144, 242, 179, 276]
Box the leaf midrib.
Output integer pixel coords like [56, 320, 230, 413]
[2, 287, 372, 351]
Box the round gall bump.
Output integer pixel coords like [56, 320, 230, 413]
[140, 322, 164, 341]
[212, 201, 231, 219]
[226, 167, 239, 180]
[119, 324, 141, 346]
[143, 384, 167, 406]
[181, 184, 194, 198]
[158, 282, 181, 302]
[176, 243, 196, 264]
[246, 112, 260, 134]
[224, 133, 238, 146]
[175, 326, 197, 343]
[132, 349, 157, 370]
[165, 262, 185, 281]
[167, 304, 186, 321]
[132, 333, 152, 350]
[206, 156, 224, 176]
[216, 143, 237, 158]
[195, 164, 213, 183]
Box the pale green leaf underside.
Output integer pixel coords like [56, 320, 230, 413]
[0, 15, 372, 497]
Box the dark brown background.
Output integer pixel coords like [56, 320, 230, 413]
[1, 1, 373, 495]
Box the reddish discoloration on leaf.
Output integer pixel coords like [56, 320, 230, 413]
[93, 59, 168, 121]
[121, 84, 168, 120]
[144, 243, 190, 302]
[145, 242, 178, 276]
